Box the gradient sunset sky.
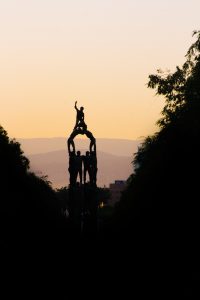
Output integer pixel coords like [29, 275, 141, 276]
[0, 0, 200, 140]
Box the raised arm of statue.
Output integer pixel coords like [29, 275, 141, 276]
[74, 101, 78, 111]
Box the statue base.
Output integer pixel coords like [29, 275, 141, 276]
[68, 184, 98, 238]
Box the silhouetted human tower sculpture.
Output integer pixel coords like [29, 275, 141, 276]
[67, 101, 98, 236]
[68, 101, 97, 187]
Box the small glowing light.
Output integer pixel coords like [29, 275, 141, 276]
[100, 201, 104, 208]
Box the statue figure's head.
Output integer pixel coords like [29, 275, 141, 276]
[77, 151, 81, 156]
[80, 106, 84, 111]
[86, 151, 90, 156]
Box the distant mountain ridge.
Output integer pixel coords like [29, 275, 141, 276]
[18, 137, 141, 156]
[17, 138, 141, 188]
[27, 149, 133, 188]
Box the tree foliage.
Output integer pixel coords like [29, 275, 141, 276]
[133, 30, 200, 178]
[147, 30, 200, 128]
[0, 125, 66, 252]
[113, 32, 200, 283]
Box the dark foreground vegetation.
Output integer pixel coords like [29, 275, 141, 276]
[1, 31, 200, 296]
[0, 125, 68, 255]
[111, 30, 200, 295]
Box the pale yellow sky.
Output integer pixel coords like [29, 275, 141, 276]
[0, 0, 200, 140]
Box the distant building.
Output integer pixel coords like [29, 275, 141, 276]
[109, 180, 127, 206]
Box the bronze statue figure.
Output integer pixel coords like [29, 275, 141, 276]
[67, 136, 75, 154]
[83, 151, 92, 184]
[85, 130, 96, 152]
[74, 101, 87, 131]
[74, 150, 83, 185]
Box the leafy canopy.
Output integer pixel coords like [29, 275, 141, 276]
[133, 30, 200, 171]
[147, 30, 200, 128]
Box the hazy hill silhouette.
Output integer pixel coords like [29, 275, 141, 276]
[28, 149, 133, 188]
[18, 138, 141, 188]
[18, 137, 141, 156]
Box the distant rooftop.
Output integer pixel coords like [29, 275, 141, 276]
[113, 180, 126, 184]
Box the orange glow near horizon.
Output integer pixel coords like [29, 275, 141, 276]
[0, 1, 200, 140]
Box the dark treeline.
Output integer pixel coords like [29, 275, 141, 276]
[109, 31, 200, 294]
[0, 125, 69, 259]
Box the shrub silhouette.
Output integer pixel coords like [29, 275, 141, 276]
[0, 125, 66, 253]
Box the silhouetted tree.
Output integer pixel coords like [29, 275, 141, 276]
[0, 125, 67, 254]
[112, 31, 200, 292]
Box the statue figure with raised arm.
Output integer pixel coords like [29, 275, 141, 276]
[74, 101, 87, 131]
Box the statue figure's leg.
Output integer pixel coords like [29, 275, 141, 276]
[88, 168, 92, 184]
[74, 170, 78, 185]
[84, 168, 86, 183]
[94, 169, 97, 186]
[71, 170, 76, 186]
[79, 169, 82, 184]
